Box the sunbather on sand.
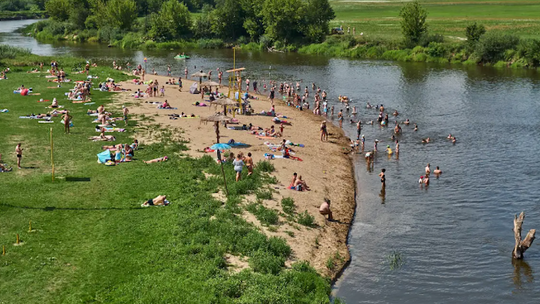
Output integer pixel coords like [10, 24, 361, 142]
[294, 175, 311, 191]
[144, 156, 168, 164]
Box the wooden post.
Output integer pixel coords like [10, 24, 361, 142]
[513, 212, 536, 259]
[216, 150, 229, 196]
[220, 162, 229, 197]
[2, 245, 5, 256]
[16, 234, 20, 245]
[50, 127, 55, 181]
[28, 220, 32, 232]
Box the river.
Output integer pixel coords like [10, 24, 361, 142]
[2, 20, 540, 303]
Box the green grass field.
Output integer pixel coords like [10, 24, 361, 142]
[0, 66, 333, 303]
[330, 0, 540, 40]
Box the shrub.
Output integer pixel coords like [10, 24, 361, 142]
[246, 203, 279, 225]
[297, 211, 315, 227]
[465, 22, 486, 44]
[249, 249, 285, 275]
[259, 35, 272, 49]
[198, 38, 224, 49]
[426, 42, 447, 58]
[420, 33, 443, 47]
[256, 161, 274, 173]
[281, 197, 295, 215]
[475, 33, 519, 64]
[267, 236, 291, 258]
[255, 190, 273, 200]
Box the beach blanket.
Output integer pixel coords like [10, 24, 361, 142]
[96, 127, 125, 133]
[38, 120, 54, 124]
[84, 102, 96, 105]
[157, 106, 178, 110]
[20, 115, 50, 120]
[264, 153, 302, 161]
[193, 102, 208, 107]
[89, 136, 115, 141]
[256, 136, 278, 140]
[97, 150, 114, 165]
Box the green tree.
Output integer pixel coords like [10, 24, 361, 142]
[45, 0, 71, 21]
[465, 22, 486, 43]
[303, 0, 335, 43]
[193, 4, 215, 39]
[149, 0, 192, 41]
[69, 0, 91, 29]
[240, 0, 264, 42]
[399, 0, 428, 46]
[213, 0, 245, 40]
[262, 0, 303, 44]
[96, 0, 138, 31]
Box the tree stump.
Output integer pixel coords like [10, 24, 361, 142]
[512, 212, 536, 259]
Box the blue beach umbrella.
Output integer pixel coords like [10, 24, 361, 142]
[210, 143, 231, 150]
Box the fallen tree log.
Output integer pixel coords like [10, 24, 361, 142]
[513, 212, 536, 259]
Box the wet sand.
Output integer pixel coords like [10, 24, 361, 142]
[112, 74, 356, 278]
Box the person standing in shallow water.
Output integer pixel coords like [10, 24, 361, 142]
[338, 109, 343, 128]
[379, 168, 386, 189]
[356, 120, 362, 140]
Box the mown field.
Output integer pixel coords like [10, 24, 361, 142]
[330, 0, 540, 40]
[0, 64, 333, 303]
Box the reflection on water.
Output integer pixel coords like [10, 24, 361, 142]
[2, 19, 540, 303]
[513, 259, 534, 292]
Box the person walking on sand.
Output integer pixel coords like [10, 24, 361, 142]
[178, 77, 183, 92]
[338, 109, 343, 128]
[62, 111, 72, 134]
[320, 121, 328, 142]
[233, 154, 244, 182]
[319, 198, 333, 221]
[15, 143, 23, 169]
[379, 168, 386, 189]
[123, 106, 129, 126]
[244, 152, 254, 176]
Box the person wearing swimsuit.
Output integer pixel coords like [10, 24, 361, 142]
[320, 121, 328, 141]
[379, 168, 386, 188]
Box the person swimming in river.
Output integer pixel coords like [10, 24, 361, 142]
[421, 138, 431, 143]
[393, 110, 399, 116]
[414, 124, 418, 131]
[434, 166, 442, 175]
[404, 119, 410, 125]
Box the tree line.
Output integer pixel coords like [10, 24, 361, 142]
[36, 0, 334, 45]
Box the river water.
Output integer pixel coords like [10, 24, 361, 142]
[2, 20, 540, 303]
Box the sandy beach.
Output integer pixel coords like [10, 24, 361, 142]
[112, 74, 356, 278]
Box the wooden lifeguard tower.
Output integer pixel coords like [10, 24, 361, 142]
[226, 48, 247, 113]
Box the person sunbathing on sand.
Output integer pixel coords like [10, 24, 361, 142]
[266, 125, 282, 137]
[144, 156, 168, 164]
[142, 195, 168, 206]
[294, 175, 311, 191]
[162, 100, 172, 109]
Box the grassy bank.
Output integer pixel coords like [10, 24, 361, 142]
[0, 60, 338, 303]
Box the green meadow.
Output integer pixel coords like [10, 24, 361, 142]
[0, 60, 334, 303]
[330, 0, 540, 40]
